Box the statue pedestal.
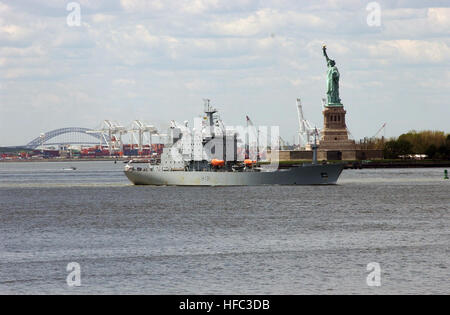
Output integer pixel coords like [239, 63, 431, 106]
[319, 105, 355, 150]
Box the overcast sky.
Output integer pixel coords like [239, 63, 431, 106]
[0, 0, 449, 146]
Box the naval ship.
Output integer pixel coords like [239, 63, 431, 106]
[124, 102, 344, 186]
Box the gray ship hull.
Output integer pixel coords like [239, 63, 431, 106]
[124, 163, 344, 186]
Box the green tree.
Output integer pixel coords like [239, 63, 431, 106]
[383, 139, 413, 159]
[425, 144, 437, 159]
[398, 130, 446, 154]
[436, 144, 449, 160]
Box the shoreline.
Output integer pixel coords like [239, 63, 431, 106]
[0, 158, 127, 163]
[275, 160, 450, 169]
[1, 158, 449, 169]
[350, 162, 450, 169]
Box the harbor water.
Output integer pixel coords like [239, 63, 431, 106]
[0, 161, 448, 294]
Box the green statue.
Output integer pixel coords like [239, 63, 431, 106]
[322, 45, 341, 105]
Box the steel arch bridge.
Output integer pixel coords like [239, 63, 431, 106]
[25, 127, 110, 149]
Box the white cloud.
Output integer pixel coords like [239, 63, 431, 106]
[91, 13, 116, 24]
[183, 0, 219, 14]
[366, 40, 450, 63]
[0, 0, 449, 145]
[0, 24, 30, 41]
[383, 8, 427, 20]
[32, 92, 62, 110]
[382, 7, 450, 37]
[428, 7, 450, 31]
[119, 0, 258, 14]
[120, 0, 165, 11]
[0, 2, 10, 13]
[184, 79, 215, 91]
[0, 45, 46, 58]
[212, 9, 325, 37]
[114, 79, 136, 86]
[4, 67, 51, 79]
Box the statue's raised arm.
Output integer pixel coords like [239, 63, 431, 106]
[322, 45, 330, 63]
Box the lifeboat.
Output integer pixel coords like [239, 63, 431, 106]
[244, 159, 256, 165]
[211, 159, 225, 167]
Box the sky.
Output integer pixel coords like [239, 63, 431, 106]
[0, 0, 449, 146]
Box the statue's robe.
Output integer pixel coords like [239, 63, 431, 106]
[327, 66, 340, 104]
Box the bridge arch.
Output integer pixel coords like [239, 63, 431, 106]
[25, 127, 110, 149]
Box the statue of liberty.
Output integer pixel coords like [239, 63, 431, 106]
[322, 45, 341, 105]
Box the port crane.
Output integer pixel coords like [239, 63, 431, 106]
[246, 115, 290, 158]
[373, 123, 387, 139]
[296, 98, 319, 149]
[278, 136, 289, 150]
[129, 120, 158, 155]
[87, 120, 127, 155]
[245, 115, 260, 161]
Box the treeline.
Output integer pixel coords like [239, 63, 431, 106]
[383, 130, 450, 159]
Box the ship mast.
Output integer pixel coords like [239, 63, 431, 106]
[246, 115, 259, 161]
[203, 99, 217, 138]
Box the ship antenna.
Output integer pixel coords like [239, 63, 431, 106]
[203, 98, 210, 112]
